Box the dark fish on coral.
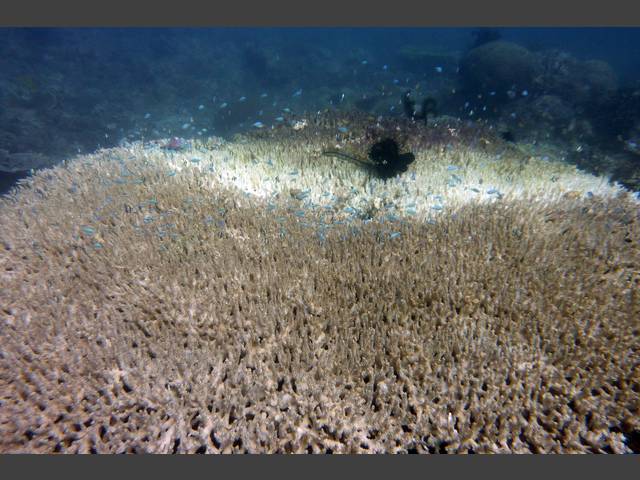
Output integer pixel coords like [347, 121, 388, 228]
[322, 138, 415, 180]
[402, 91, 437, 125]
[500, 130, 516, 143]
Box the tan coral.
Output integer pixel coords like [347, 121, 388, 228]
[0, 118, 639, 453]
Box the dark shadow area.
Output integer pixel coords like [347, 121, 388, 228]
[0, 170, 29, 196]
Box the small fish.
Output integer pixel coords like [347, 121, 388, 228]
[260, 93, 268, 98]
[294, 189, 311, 200]
[486, 188, 501, 195]
[93, 242, 103, 249]
[431, 205, 443, 211]
[340, 93, 345, 102]
[167, 170, 177, 177]
[239, 96, 247, 102]
[294, 210, 305, 218]
[275, 116, 285, 122]
[489, 91, 496, 96]
[283, 108, 291, 113]
[447, 165, 459, 171]
[464, 102, 470, 109]
[144, 113, 151, 119]
[393, 79, 400, 84]
[220, 102, 228, 109]
[81, 226, 95, 236]
[521, 90, 528, 96]
[435, 66, 443, 73]
[389, 232, 401, 239]
[337, 126, 349, 133]
[252, 121, 264, 128]
[361, 60, 368, 65]
[383, 64, 388, 70]
[181, 123, 191, 130]
[198, 104, 205, 110]
[190, 157, 201, 163]
[292, 89, 302, 97]
[344, 206, 357, 214]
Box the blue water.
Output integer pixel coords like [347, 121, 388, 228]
[1, 27, 640, 191]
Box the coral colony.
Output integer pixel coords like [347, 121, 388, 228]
[1, 107, 638, 453]
[0, 29, 639, 454]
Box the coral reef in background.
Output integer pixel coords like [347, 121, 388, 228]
[536, 52, 618, 107]
[0, 29, 639, 191]
[459, 41, 541, 96]
[1, 115, 638, 453]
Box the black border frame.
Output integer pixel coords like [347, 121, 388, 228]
[2, 454, 638, 477]
[1, 0, 640, 26]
